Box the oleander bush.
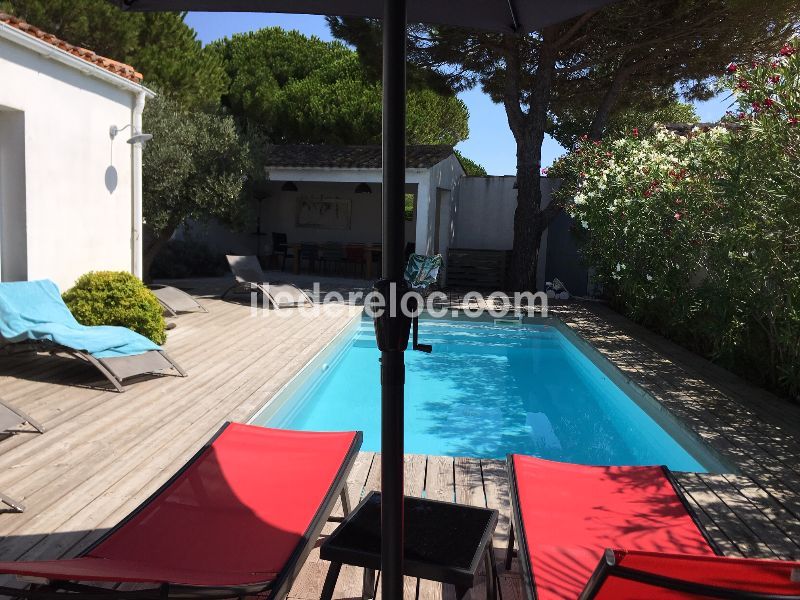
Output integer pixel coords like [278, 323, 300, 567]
[551, 39, 800, 401]
[63, 271, 167, 345]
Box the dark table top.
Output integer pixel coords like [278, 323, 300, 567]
[321, 491, 498, 586]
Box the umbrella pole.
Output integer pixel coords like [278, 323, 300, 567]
[380, 0, 407, 599]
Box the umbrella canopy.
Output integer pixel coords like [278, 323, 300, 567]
[110, 0, 614, 33]
[109, 3, 619, 600]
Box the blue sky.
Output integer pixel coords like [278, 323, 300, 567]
[186, 12, 732, 176]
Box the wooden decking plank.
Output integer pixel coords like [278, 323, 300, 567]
[480, 459, 511, 548]
[424, 456, 454, 503]
[679, 473, 775, 558]
[454, 457, 485, 508]
[404, 455, 427, 498]
[672, 473, 744, 557]
[722, 474, 800, 552]
[417, 456, 454, 600]
[698, 474, 800, 559]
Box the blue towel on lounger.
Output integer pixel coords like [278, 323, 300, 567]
[0, 279, 160, 359]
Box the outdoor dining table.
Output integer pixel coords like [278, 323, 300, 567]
[288, 242, 382, 279]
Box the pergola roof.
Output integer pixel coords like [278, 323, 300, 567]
[265, 144, 455, 170]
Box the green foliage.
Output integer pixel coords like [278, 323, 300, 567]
[63, 271, 166, 345]
[551, 40, 800, 400]
[150, 239, 228, 279]
[142, 92, 254, 237]
[404, 194, 415, 221]
[454, 150, 488, 176]
[3, 1, 227, 109]
[141, 92, 260, 277]
[210, 28, 469, 145]
[550, 102, 700, 149]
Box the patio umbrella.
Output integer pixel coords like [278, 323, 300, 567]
[110, 1, 618, 598]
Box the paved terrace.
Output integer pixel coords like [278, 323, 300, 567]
[0, 274, 799, 599]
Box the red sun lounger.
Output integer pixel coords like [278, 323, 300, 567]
[581, 549, 800, 599]
[505, 454, 718, 600]
[0, 423, 362, 599]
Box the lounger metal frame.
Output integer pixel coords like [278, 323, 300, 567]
[0, 338, 186, 393]
[222, 255, 313, 309]
[1, 423, 362, 599]
[0, 398, 45, 513]
[503, 456, 723, 600]
[579, 548, 800, 600]
[148, 285, 208, 318]
[221, 280, 313, 309]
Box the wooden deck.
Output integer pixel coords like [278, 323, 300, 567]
[0, 277, 799, 599]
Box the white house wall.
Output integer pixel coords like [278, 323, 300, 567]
[414, 154, 464, 255]
[0, 37, 138, 291]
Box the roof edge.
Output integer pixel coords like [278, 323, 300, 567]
[0, 18, 154, 98]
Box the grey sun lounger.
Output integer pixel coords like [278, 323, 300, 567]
[0, 397, 45, 513]
[148, 284, 208, 317]
[223, 255, 313, 308]
[0, 280, 187, 393]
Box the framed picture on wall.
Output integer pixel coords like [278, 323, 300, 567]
[296, 196, 351, 230]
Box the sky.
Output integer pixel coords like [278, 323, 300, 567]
[185, 12, 732, 176]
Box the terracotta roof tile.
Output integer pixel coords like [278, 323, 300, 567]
[265, 144, 456, 170]
[0, 12, 143, 83]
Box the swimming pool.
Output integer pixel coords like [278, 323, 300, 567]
[252, 316, 726, 472]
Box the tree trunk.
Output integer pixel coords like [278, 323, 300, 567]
[509, 30, 559, 292]
[142, 223, 178, 283]
[588, 59, 639, 140]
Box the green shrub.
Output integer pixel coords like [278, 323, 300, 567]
[63, 271, 167, 345]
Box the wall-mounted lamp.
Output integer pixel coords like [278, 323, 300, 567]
[355, 183, 372, 194]
[281, 181, 298, 192]
[109, 124, 153, 147]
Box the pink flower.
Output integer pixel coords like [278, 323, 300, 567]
[540, 168, 549, 176]
[726, 62, 737, 73]
[789, 117, 799, 126]
[674, 212, 682, 220]
[737, 79, 751, 91]
[780, 44, 796, 57]
[632, 128, 639, 137]
[763, 97, 774, 109]
[770, 74, 781, 84]
[751, 101, 761, 112]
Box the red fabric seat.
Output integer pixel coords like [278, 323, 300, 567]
[510, 454, 715, 600]
[590, 550, 800, 598]
[0, 423, 360, 588]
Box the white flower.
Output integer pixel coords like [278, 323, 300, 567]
[616, 263, 626, 272]
[581, 220, 589, 229]
[574, 193, 587, 205]
[646, 274, 653, 281]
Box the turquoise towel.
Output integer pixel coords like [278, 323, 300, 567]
[0, 279, 160, 359]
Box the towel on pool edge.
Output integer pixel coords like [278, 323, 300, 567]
[0, 279, 160, 359]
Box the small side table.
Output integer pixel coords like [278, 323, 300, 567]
[320, 491, 499, 600]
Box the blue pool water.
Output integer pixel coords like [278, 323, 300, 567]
[256, 318, 719, 471]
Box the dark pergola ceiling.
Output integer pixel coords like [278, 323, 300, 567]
[110, 0, 615, 33]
